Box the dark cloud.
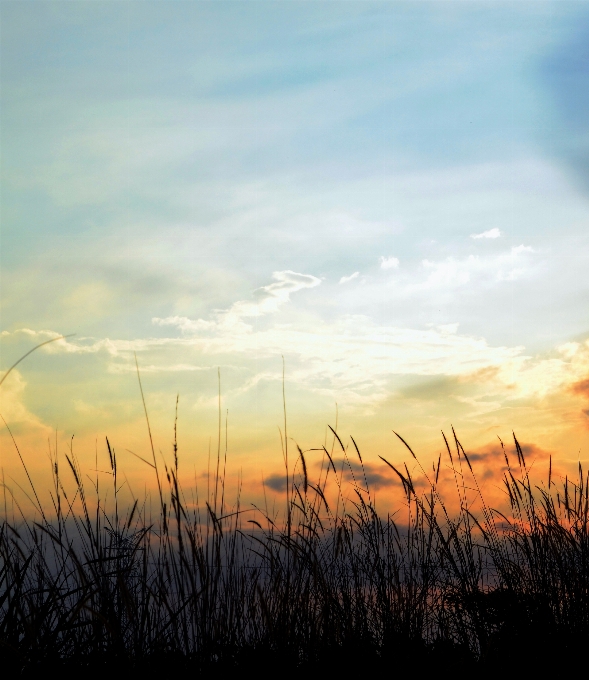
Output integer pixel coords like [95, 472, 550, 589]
[331, 457, 394, 490]
[462, 440, 552, 469]
[264, 474, 287, 493]
[398, 376, 461, 402]
[361, 471, 395, 490]
[466, 452, 493, 462]
[518, 443, 550, 460]
[571, 378, 589, 397]
[569, 378, 589, 421]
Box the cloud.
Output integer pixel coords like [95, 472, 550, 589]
[379, 256, 399, 270]
[0, 370, 49, 431]
[233, 270, 321, 318]
[264, 473, 287, 492]
[333, 457, 395, 490]
[571, 378, 589, 397]
[518, 341, 589, 396]
[471, 228, 501, 239]
[466, 441, 545, 463]
[511, 244, 534, 255]
[107, 363, 217, 374]
[421, 257, 473, 287]
[339, 272, 360, 284]
[152, 313, 525, 408]
[418, 245, 536, 290]
[10, 269, 558, 408]
[154, 270, 321, 334]
[15, 270, 589, 411]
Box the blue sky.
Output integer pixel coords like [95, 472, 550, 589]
[2, 1, 589, 477]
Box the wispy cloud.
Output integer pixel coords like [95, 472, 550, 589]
[339, 272, 360, 284]
[418, 245, 536, 289]
[154, 270, 321, 334]
[379, 256, 399, 270]
[471, 228, 501, 239]
[9, 264, 589, 414]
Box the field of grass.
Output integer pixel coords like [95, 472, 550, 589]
[0, 418, 587, 677]
[0, 348, 586, 676]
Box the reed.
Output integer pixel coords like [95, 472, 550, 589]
[0, 345, 584, 675]
[0, 416, 586, 677]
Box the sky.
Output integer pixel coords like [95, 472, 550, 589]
[2, 0, 589, 508]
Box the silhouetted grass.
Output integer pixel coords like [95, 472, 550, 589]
[0, 412, 587, 678]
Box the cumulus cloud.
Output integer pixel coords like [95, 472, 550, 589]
[379, 256, 399, 270]
[471, 228, 501, 239]
[339, 272, 360, 284]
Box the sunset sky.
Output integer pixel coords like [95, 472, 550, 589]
[2, 1, 589, 505]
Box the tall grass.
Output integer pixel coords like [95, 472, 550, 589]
[0, 415, 587, 676]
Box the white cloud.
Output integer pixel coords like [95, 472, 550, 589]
[15, 259, 586, 411]
[493, 339, 589, 400]
[379, 256, 399, 270]
[145, 314, 527, 408]
[15, 318, 589, 413]
[511, 244, 534, 254]
[339, 272, 360, 284]
[417, 245, 537, 290]
[436, 323, 460, 335]
[107, 362, 217, 374]
[231, 270, 321, 318]
[0, 370, 50, 430]
[17, 269, 529, 407]
[154, 270, 321, 333]
[421, 257, 474, 287]
[471, 228, 501, 239]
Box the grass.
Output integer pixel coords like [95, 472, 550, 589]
[0, 422, 587, 677]
[0, 348, 586, 676]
